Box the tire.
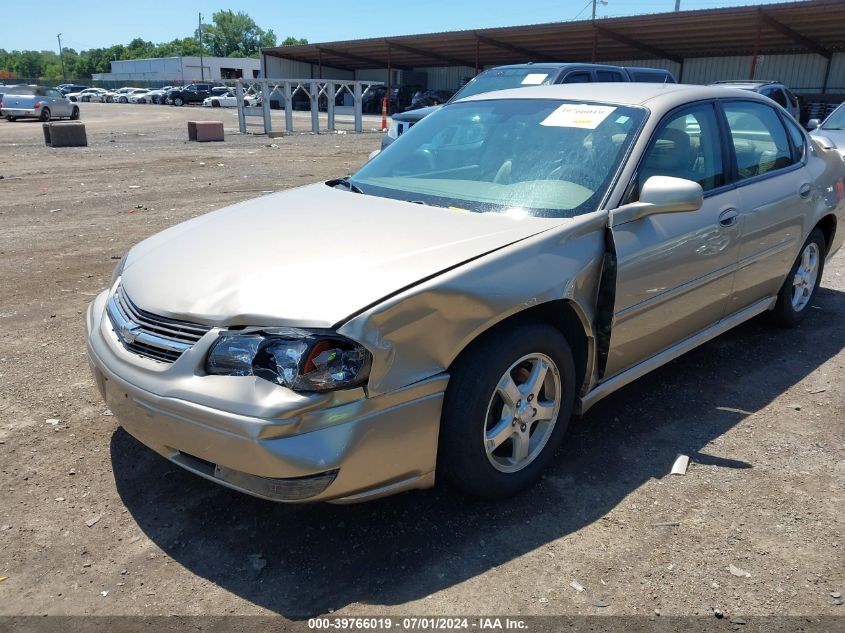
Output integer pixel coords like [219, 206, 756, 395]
[211, 99, 220, 107]
[438, 323, 576, 499]
[769, 228, 826, 327]
[39, 108, 51, 122]
[70, 106, 80, 120]
[119, 97, 127, 103]
[173, 96, 184, 107]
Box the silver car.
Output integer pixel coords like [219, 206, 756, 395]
[809, 102, 845, 159]
[1, 85, 78, 122]
[86, 84, 845, 503]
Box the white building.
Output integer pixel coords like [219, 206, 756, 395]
[93, 56, 261, 84]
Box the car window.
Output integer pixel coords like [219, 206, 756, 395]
[785, 89, 799, 109]
[723, 101, 794, 179]
[782, 115, 806, 162]
[637, 103, 724, 195]
[769, 88, 788, 108]
[352, 98, 646, 218]
[563, 72, 592, 83]
[596, 70, 625, 82]
[46, 89, 61, 98]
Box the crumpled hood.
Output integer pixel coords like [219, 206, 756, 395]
[120, 183, 561, 328]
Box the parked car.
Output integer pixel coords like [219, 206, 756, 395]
[202, 91, 260, 108]
[709, 80, 801, 122]
[82, 88, 110, 103]
[56, 84, 89, 96]
[86, 83, 844, 504]
[406, 89, 456, 111]
[1, 85, 79, 122]
[67, 87, 108, 102]
[142, 86, 174, 105]
[165, 83, 216, 106]
[128, 89, 152, 104]
[809, 101, 845, 158]
[382, 62, 677, 149]
[103, 87, 144, 103]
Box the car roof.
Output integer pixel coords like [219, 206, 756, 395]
[483, 62, 624, 71]
[709, 80, 781, 88]
[456, 82, 773, 110]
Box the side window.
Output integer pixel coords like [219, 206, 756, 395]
[723, 101, 794, 179]
[782, 115, 806, 162]
[770, 88, 788, 108]
[596, 70, 625, 82]
[786, 89, 799, 109]
[562, 72, 591, 84]
[637, 104, 724, 196]
[46, 89, 61, 98]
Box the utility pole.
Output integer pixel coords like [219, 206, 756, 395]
[674, 0, 681, 10]
[592, 0, 608, 21]
[198, 13, 205, 82]
[57, 33, 66, 81]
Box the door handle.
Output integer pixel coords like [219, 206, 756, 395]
[718, 208, 739, 228]
[798, 183, 813, 199]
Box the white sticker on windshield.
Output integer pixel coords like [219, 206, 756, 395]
[521, 73, 548, 85]
[540, 104, 617, 129]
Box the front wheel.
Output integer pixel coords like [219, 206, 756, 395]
[39, 108, 51, 122]
[438, 323, 576, 499]
[70, 106, 80, 120]
[769, 228, 826, 327]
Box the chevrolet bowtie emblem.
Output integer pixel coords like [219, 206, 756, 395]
[121, 323, 142, 344]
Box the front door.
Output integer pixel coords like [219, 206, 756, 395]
[605, 102, 742, 377]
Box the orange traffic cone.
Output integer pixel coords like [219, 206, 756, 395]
[381, 97, 388, 131]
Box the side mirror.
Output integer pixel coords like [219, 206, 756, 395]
[368, 149, 381, 161]
[611, 176, 703, 226]
[807, 118, 820, 130]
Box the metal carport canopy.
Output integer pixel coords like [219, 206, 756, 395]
[262, 0, 844, 72]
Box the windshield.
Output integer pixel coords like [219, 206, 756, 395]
[822, 105, 845, 130]
[351, 98, 646, 218]
[451, 67, 558, 101]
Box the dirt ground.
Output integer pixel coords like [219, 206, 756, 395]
[0, 102, 843, 621]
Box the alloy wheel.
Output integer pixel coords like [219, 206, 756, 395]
[791, 242, 820, 312]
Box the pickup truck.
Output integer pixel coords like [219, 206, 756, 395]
[1, 85, 79, 122]
[165, 84, 217, 106]
[381, 62, 676, 149]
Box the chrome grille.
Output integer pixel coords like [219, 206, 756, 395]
[106, 286, 211, 363]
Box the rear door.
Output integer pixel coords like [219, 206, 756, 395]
[45, 89, 70, 116]
[605, 101, 742, 377]
[720, 99, 808, 312]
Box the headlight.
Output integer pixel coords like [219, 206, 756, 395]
[205, 328, 371, 392]
[110, 253, 128, 286]
[387, 119, 399, 139]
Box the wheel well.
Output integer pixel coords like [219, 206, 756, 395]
[450, 300, 590, 394]
[816, 214, 837, 253]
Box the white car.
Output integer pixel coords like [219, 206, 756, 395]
[107, 87, 145, 103]
[128, 89, 152, 104]
[202, 92, 260, 108]
[67, 88, 106, 103]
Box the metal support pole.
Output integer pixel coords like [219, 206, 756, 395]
[284, 82, 293, 132]
[821, 56, 832, 94]
[318, 49, 323, 79]
[310, 81, 320, 133]
[327, 82, 336, 131]
[591, 27, 598, 63]
[236, 79, 246, 134]
[475, 37, 480, 75]
[261, 81, 272, 134]
[749, 13, 762, 80]
[353, 82, 363, 133]
[387, 43, 392, 114]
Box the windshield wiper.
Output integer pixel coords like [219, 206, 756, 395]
[326, 177, 363, 194]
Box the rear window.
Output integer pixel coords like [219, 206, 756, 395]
[451, 67, 558, 101]
[7, 87, 41, 96]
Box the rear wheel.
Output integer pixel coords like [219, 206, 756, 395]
[39, 108, 51, 122]
[211, 99, 220, 107]
[173, 96, 184, 106]
[438, 323, 576, 498]
[70, 106, 80, 120]
[770, 228, 826, 327]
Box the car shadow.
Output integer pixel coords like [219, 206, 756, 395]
[111, 286, 845, 618]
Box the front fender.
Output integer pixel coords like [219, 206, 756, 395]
[339, 212, 607, 396]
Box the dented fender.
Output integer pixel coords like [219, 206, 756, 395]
[339, 211, 608, 397]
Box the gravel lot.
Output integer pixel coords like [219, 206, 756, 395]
[0, 102, 843, 621]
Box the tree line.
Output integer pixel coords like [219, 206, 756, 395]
[0, 10, 307, 81]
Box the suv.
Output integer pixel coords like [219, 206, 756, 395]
[165, 84, 216, 106]
[709, 80, 800, 121]
[381, 63, 676, 149]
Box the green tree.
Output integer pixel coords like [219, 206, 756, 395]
[200, 10, 276, 57]
[281, 36, 308, 46]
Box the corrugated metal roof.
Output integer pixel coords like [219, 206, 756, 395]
[262, 0, 844, 71]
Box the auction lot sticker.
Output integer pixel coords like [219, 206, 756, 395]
[540, 104, 616, 129]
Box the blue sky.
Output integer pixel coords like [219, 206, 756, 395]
[4, 0, 777, 52]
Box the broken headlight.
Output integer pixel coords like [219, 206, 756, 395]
[205, 328, 371, 392]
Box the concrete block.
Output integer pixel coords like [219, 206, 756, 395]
[188, 121, 224, 142]
[43, 122, 87, 147]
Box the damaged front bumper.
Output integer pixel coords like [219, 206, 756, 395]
[86, 290, 445, 503]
